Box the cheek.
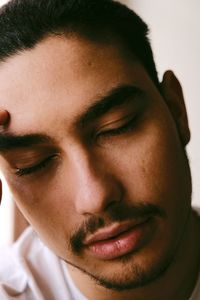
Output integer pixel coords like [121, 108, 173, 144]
[10, 182, 78, 257]
[5, 174, 76, 246]
[103, 119, 190, 209]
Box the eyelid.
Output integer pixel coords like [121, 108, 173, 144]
[15, 154, 58, 177]
[96, 113, 135, 134]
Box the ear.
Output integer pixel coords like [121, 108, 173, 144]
[160, 70, 190, 146]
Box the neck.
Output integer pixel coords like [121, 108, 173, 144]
[67, 209, 200, 300]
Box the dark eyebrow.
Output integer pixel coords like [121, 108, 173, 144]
[77, 85, 143, 128]
[0, 133, 54, 153]
[0, 85, 142, 153]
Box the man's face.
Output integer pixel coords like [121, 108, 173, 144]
[0, 35, 191, 289]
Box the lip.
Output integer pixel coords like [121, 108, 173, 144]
[84, 217, 154, 260]
[84, 218, 149, 245]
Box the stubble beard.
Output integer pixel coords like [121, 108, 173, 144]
[65, 229, 186, 291]
[65, 150, 192, 291]
[66, 210, 192, 291]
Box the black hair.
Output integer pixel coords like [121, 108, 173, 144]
[0, 0, 159, 86]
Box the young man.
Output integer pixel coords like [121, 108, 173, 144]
[0, 0, 200, 299]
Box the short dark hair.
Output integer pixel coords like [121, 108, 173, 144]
[0, 0, 159, 86]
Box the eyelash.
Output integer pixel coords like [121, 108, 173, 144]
[14, 117, 137, 177]
[15, 155, 57, 177]
[96, 115, 137, 138]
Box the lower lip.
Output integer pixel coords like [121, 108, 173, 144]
[87, 218, 154, 260]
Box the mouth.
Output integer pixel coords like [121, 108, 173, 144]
[84, 217, 155, 260]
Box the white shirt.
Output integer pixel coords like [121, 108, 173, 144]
[0, 228, 87, 300]
[0, 212, 200, 300]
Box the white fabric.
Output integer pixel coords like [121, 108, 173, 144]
[190, 274, 200, 300]
[0, 228, 87, 300]
[0, 210, 200, 300]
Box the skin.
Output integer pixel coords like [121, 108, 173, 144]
[0, 35, 200, 300]
[0, 109, 9, 204]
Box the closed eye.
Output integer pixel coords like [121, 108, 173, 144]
[96, 114, 138, 139]
[15, 154, 57, 177]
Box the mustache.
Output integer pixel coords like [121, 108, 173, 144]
[70, 202, 166, 254]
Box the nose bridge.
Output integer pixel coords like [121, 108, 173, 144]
[69, 145, 120, 215]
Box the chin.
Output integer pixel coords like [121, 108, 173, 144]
[94, 253, 175, 291]
[67, 241, 177, 292]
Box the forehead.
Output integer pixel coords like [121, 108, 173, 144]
[0, 35, 151, 137]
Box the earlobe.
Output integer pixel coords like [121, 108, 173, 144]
[160, 70, 190, 146]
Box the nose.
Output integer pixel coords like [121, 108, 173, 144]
[69, 147, 122, 215]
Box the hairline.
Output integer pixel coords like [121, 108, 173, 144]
[0, 29, 159, 89]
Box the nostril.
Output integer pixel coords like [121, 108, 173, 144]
[0, 110, 10, 127]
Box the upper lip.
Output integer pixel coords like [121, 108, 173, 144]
[83, 217, 150, 246]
